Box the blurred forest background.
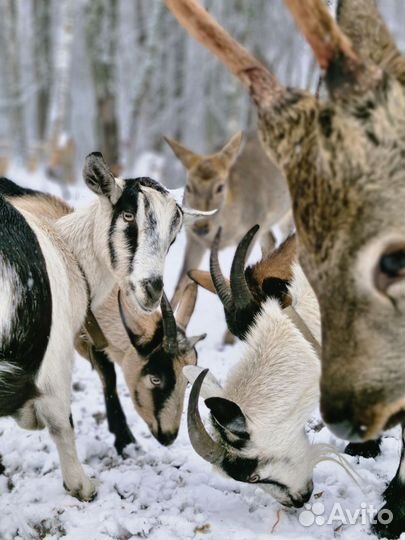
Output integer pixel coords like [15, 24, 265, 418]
[0, 0, 404, 188]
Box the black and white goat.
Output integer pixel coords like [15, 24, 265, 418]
[0, 153, 210, 499]
[188, 227, 405, 536]
[184, 228, 373, 510]
[185, 227, 322, 507]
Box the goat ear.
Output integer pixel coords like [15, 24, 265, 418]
[182, 207, 218, 226]
[164, 136, 200, 170]
[183, 366, 224, 399]
[83, 152, 122, 204]
[205, 397, 248, 438]
[188, 270, 218, 295]
[217, 131, 243, 168]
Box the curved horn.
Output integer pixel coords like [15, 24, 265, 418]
[210, 228, 233, 311]
[160, 291, 178, 354]
[230, 225, 259, 309]
[187, 369, 225, 465]
[118, 289, 139, 350]
[176, 282, 198, 329]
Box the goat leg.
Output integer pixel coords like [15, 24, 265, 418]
[91, 348, 138, 455]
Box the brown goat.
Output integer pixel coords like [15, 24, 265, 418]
[164, 0, 405, 444]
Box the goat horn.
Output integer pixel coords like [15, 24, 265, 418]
[210, 228, 233, 311]
[176, 282, 198, 329]
[118, 289, 139, 350]
[230, 225, 259, 309]
[160, 291, 179, 354]
[187, 369, 225, 465]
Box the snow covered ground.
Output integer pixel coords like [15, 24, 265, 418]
[0, 167, 403, 540]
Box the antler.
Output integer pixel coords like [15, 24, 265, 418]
[164, 0, 284, 107]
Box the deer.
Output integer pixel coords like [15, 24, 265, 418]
[164, 0, 405, 453]
[165, 131, 293, 314]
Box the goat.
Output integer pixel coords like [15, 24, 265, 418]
[164, 0, 405, 444]
[190, 226, 405, 537]
[184, 228, 324, 508]
[165, 131, 293, 312]
[76, 282, 205, 451]
[0, 153, 210, 498]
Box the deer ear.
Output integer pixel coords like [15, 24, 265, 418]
[164, 136, 200, 169]
[188, 270, 218, 295]
[83, 152, 122, 204]
[205, 397, 248, 438]
[218, 131, 243, 168]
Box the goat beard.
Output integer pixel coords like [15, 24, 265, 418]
[310, 443, 366, 493]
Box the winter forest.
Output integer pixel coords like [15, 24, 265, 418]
[1, 1, 405, 540]
[0, 0, 403, 187]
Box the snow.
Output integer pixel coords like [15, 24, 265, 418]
[0, 167, 403, 540]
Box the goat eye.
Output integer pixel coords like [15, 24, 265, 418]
[248, 474, 260, 483]
[216, 184, 224, 194]
[123, 211, 135, 222]
[150, 375, 161, 386]
[185, 185, 192, 194]
[375, 245, 405, 293]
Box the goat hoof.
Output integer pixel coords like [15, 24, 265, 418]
[64, 477, 98, 502]
[344, 438, 382, 459]
[114, 430, 138, 456]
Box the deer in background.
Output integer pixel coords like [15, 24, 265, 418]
[165, 131, 293, 313]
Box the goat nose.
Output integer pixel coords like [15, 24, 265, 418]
[156, 431, 178, 446]
[144, 277, 163, 304]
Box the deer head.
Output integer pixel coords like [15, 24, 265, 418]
[164, 132, 243, 240]
[165, 0, 405, 441]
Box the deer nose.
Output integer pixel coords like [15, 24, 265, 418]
[193, 222, 209, 236]
[144, 277, 163, 304]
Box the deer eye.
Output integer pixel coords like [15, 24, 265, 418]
[185, 185, 192, 193]
[123, 211, 135, 223]
[375, 245, 405, 294]
[248, 474, 260, 483]
[150, 375, 161, 386]
[216, 184, 224, 194]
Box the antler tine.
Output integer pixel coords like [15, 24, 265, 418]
[160, 291, 179, 354]
[210, 228, 233, 311]
[230, 225, 259, 310]
[176, 282, 198, 329]
[164, 0, 284, 107]
[284, 0, 358, 71]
